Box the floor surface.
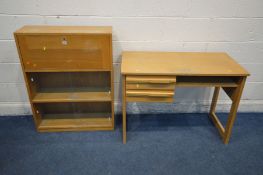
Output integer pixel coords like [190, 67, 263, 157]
[0, 113, 263, 175]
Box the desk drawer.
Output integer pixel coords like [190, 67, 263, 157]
[126, 75, 176, 84]
[126, 75, 176, 90]
[126, 89, 174, 102]
[17, 35, 111, 70]
[126, 83, 175, 90]
[127, 96, 173, 103]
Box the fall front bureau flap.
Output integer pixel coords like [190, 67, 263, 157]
[16, 35, 111, 71]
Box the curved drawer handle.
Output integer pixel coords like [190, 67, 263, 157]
[146, 93, 173, 97]
[127, 91, 174, 97]
[145, 80, 176, 84]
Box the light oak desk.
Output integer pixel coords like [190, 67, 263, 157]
[121, 52, 249, 144]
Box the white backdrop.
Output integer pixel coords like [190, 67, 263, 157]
[0, 0, 263, 115]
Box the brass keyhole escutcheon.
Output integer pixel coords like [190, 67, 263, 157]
[43, 46, 46, 51]
[62, 37, 68, 45]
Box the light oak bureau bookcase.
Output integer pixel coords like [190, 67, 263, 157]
[121, 51, 250, 144]
[14, 25, 114, 132]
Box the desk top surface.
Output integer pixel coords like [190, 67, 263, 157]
[121, 52, 249, 76]
[15, 25, 112, 35]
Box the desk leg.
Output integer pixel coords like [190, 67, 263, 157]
[122, 75, 127, 144]
[210, 87, 220, 114]
[224, 77, 246, 144]
[209, 77, 246, 144]
[209, 87, 226, 139]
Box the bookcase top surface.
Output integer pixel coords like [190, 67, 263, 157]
[121, 51, 250, 76]
[15, 25, 112, 35]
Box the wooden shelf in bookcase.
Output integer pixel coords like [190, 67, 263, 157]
[14, 25, 114, 132]
[39, 114, 113, 132]
[32, 88, 111, 103]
